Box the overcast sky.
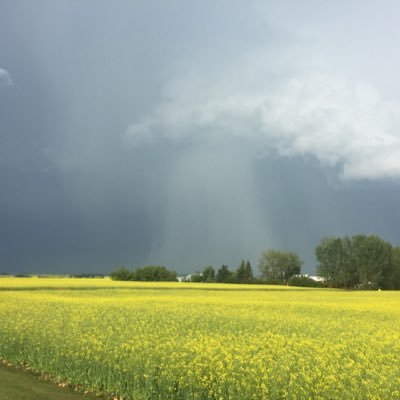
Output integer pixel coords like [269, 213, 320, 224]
[1, 1, 400, 275]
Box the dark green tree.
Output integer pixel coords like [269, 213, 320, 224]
[389, 246, 400, 290]
[245, 261, 253, 282]
[316, 234, 396, 289]
[216, 264, 233, 283]
[236, 260, 253, 283]
[315, 236, 356, 288]
[259, 249, 302, 284]
[131, 265, 177, 282]
[351, 234, 393, 289]
[189, 272, 203, 282]
[202, 266, 216, 282]
[110, 266, 131, 281]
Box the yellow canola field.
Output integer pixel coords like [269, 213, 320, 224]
[0, 278, 399, 399]
[0, 277, 297, 290]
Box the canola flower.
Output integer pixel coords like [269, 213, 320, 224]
[0, 277, 399, 399]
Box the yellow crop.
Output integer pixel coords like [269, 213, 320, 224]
[0, 277, 399, 399]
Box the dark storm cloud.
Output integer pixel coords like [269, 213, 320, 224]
[1, 1, 400, 274]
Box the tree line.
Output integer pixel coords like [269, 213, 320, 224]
[190, 252, 304, 285]
[110, 265, 177, 282]
[110, 251, 305, 285]
[110, 234, 400, 289]
[190, 260, 254, 283]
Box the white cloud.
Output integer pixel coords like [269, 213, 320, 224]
[124, 55, 400, 181]
[0, 68, 13, 86]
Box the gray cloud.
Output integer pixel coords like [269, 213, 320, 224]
[2, 1, 400, 274]
[0, 68, 13, 86]
[125, 60, 400, 181]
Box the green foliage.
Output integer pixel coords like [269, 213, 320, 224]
[315, 237, 356, 288]
[131, 266, 177, 282]
[288, 275, 325, 288]
[352, 235, 393, 289]
[216, 265, 234, 283]
[236, 260, 254, 283]
[316, 234, 398, 289]
[70, 273, 105, 278]
[110, 266, 132, 281]
[389, 247, 400, 290]
[259, 249, 303, 284]
[110, 266, 177, 282]
[186, 267, 216, 283]
[189, 273, 204, 282]
[202, 266, 216, 283]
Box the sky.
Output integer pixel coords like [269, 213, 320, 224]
[1, 0, 400, 275]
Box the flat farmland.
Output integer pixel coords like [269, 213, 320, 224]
[0, 278, 399, 399]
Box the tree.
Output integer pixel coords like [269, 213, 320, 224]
[236, 260, 253, 283]
[351, 234, 393, 289]
[189, 272, 203, 282]
[389, 246, 400, 290]
[315, 237, 356, 289]
[202, 266, 216, 282]
[259, 249, 302, 284]
[216, 265, 233, 283]
[132, 265, 177, 282]
[110, 266, 132, 281]
[316, 234, 396, 289]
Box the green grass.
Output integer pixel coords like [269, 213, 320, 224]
[0, 364, 101, 400]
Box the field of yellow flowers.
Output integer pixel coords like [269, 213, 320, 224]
[0, 277, 399, 399]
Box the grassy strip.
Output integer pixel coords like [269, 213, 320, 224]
[0, 363, 103, 400]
